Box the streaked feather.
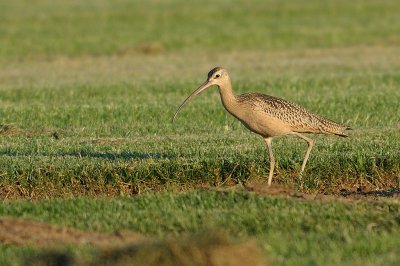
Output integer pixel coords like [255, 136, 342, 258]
[237, 93, 350, 137]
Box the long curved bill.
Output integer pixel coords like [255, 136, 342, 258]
[172, 80, 213, 123]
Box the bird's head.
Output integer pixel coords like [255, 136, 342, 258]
[206, 67, 229, 87]
[172, 67, 229, 123]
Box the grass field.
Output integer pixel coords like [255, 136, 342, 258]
[1, 0, 400, 265]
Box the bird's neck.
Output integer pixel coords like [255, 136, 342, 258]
[217, 79, 238, 112]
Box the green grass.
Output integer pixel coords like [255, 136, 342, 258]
[1, 191, 400, 265]
[1, 0, 400, 265]
[1, 0, 400, 58]
[1, 58, 400, 196]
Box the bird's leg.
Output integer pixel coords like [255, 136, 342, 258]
[264, 137, 275, 186]
[291, 132, 314, 174]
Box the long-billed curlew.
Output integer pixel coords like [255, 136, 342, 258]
[173, 67, 351, 186]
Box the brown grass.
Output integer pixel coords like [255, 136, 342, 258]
[0, 124, 63, 139]
[91, 234, 267, 266]
[25, 235, 267, 266]
[0, 217, 146, 248]
[1, 174, 399, 201]
[0, 218, 267, 266]
[1, 46, 400, 90]
[243, 181, 400, 202]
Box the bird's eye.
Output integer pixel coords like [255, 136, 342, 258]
[215, 74, 221, 78]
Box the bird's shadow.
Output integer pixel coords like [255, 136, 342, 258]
[0, 150, 174, 160]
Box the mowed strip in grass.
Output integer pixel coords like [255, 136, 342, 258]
[1, 49, 400, 197]
[0, 0, 400, 197]
[1, 190, 400, 265]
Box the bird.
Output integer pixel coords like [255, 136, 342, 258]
[173, 67, 351, 186]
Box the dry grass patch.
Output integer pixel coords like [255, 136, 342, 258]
[1, 46, 400, 89]
[0, 217, 266, 266]
[0, 217, 145, 248]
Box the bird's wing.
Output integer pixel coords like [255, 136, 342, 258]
[237, 93, 349, 136]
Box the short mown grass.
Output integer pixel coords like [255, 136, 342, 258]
[1, 62, 400, 197]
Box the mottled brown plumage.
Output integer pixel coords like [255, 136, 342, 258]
[173, 67, 351, 185]
[236, 93, 350, 137]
